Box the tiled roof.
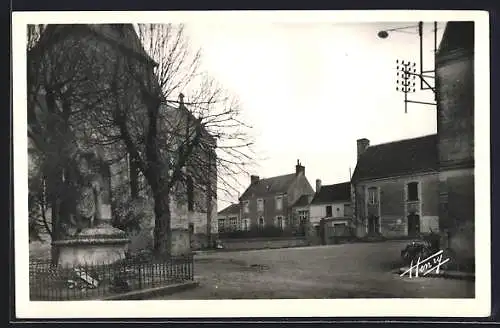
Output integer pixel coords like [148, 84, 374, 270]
[311, 182, 351, 204]
[218, 203, 240, 216]
[292, 194, 313, 208]
[351, 134, 438, 182]
[239, 173, 297, 200]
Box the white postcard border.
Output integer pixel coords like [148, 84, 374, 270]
[12, 10, 491, 318]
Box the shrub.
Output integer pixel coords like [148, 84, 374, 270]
[112, 196, 154, 234]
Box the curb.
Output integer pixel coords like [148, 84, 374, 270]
[101, 281, 200, 300]
[397, 267, 475, 281]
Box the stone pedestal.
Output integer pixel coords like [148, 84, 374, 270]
[52, 221, 130, 267]
[171, 228, 192, 256]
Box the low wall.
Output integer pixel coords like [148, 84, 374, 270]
[191, 233, 212, 250]
[219, 237, 309, 251]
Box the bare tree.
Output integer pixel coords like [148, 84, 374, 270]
[110, 24, 255, 256]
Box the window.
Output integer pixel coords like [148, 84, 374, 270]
[275, 196, 283, 210]
[257, 199, 264, 212]
[368, 187, 378, 205]
[243, 200, 249, 213]
[229, 216, 238, 231]
[326, 205, 333, 217]
[218, 219, 225, 232]
[258, 216, 265, 228]
[298, 210, 309, 223]
[407, 182, 419, 201]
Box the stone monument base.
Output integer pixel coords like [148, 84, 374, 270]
[52, 223, 130, 267]
[171, 228, 192, 256]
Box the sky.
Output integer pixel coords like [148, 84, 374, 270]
[183, 21, 446, 210]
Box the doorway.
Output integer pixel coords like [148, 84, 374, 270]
[407, 213, 420, 237]
[367, 214, 379, 234]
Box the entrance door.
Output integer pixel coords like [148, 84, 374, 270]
[319, 219, 326, 245]
[407, 213, 420, 237]
[367, 215, 379, 234]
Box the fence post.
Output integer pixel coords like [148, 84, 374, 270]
[138, 261, 142, 290]
[191, 254, 194, 280]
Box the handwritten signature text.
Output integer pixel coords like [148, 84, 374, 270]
[400, 250, 450, 278]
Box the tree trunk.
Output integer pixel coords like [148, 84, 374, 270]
[129, 158, 139, 198]
[48, 168, 64, 265]
[50, 198, 60, 265]
[153, 190, 172, 258]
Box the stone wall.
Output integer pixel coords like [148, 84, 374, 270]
[439, 169, 475, 262]
[435, 23, 475, 268]
[354, 172, 439, 238]
[436, 49, 474, 170]
[219, 237, 309, 251]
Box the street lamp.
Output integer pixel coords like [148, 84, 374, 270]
[378, 21, 439, 113]
[377, 25, 418, 39]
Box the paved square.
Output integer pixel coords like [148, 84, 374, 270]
[155, 241, 474, 299]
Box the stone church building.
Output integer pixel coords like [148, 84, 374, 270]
[27, 24, 217, 255]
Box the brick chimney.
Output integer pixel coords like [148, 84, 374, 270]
[295, 159, 305, 176]
[315, 179, 322, 194]
[179, 93, 185, 106]
[357, 138, 370, 160]
[250, 175, 260, 184]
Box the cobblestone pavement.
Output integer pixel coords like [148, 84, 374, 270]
[154, 241, 475, 299]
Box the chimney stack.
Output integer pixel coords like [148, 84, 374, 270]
[179, 93, 185, 106]
[250, 175, 260, 184]
[295, 159, 305, 176]
[357, 138, 370, 160]
[307, 194, 314, 203]
[315, 179, 322, 194]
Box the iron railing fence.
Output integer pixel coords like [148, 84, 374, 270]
[29, 254, 194, 300]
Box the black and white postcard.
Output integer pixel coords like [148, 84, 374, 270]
[12, 10, 490, 318]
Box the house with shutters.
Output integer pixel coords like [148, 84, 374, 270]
[238, 160, 315, 233]
[290, 193, 314, 236]
[217, 203, 241, 233]
[309, 181, 353, 238]
[351, 135, 440, 238]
